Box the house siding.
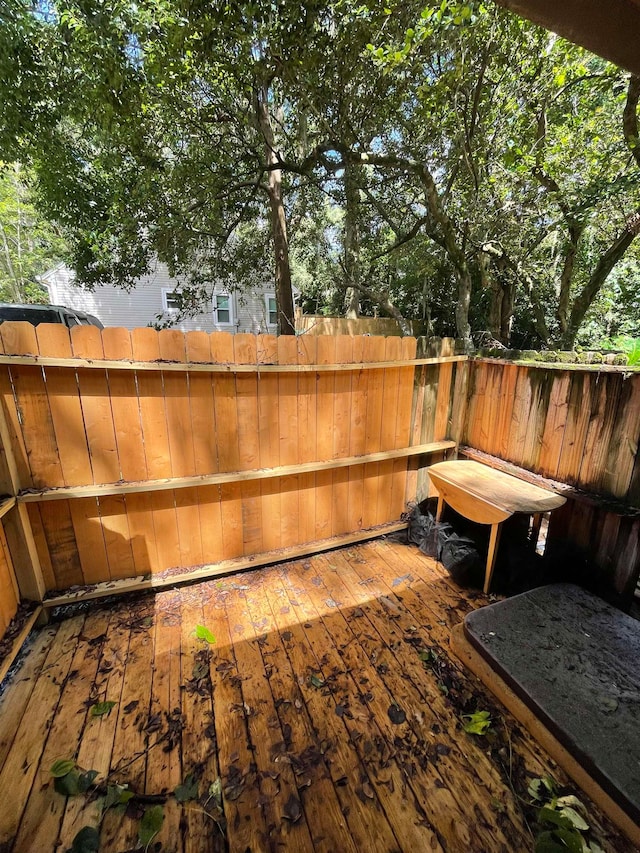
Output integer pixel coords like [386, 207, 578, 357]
[42, 262, 278, 334]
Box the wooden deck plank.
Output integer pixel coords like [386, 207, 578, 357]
[0, 624, 57, 769]
[0, 616, 84, 847]
[200, 581, 273, 853]
[256, 564, 402, 853]
[276, 560, 447, 852]
[99, 599, 156, 851]
[0, 539, 635, 853]
[178, 587, 223, 853]
[56, 609, 132, 850]
[12, 611, 111, 853]
[240, 572, 361, 853]
[218, 571, 316, 852]
[139, 590, 183, 853]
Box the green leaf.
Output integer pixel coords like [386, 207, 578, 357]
[67, 825, 100, 853]
[538, 806, 573, 830]
[91, 700, 116, 717]
[553, 828, 587, 853]
[139, 805, 164, 848]
[51, 759, 76, 778]
[77, 769, 99, 793]
[461, 710, 491, 735]
[55, 769, 80, 797]
[104, 784, 134, 810]
[528, 776, 557, 802]
[194, 625, 216, 644]
[557, 806, 589, 832]
[310, 673, 325, 688]
[174, 772, 199, 803]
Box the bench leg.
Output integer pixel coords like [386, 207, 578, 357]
[484, 522, 503, 594]
[435, 495, 444, 523]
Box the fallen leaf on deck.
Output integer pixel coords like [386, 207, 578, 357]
[387, 703, 406, 724]
[193, 624, 216, 644]
[461, 710, 491, 735]
[90, 700, 116, 717]
[174, 772, 200, 803]
[208, 778, 223, 808]
[362, 781, 375, 799]
[51, 759, 75, 778]
[282, 793, 302, 822]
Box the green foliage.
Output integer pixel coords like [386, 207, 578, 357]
[2, 0, 638, 344]
[193, 625, 216, 644]
[0, 164, 66, 303]
[90, 700, 117, 717]
[50, 760, 98, 797]
[529, 776, 605, 853]
[66, 826, 99, 853]
[461, 709, 492, 735]
[174, 773, 200, 803]
[51, 759, 76, 778]
[625, 338, 640, 365]
[138, 805, 164, 849]
[103, 784, 135, 811]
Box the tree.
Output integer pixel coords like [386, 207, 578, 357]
[3, 0, 639, 346]
[0, 163, 65, 303]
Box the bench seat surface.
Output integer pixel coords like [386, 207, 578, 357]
[464, 583, 640, 823]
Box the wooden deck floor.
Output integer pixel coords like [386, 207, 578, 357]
[0, 539, 635, 853]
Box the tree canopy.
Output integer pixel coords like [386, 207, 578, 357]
[2, 0, 639, 346]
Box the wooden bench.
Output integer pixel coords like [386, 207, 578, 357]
[427, 459, 566, 592]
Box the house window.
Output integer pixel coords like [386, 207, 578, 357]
[266, 294, 278, 326]
[162, 288, 180, 311]
[214, 293, 233, 325]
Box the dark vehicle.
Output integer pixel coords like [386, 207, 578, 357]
[0, 303, 104, 329]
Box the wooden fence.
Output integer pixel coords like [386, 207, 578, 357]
[295, 314, 426, 337]
[463, 359, 640, 597]
[0, 324, 462, 620]
[1, 328, 639, 640]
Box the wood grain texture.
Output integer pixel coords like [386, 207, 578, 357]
[1, 540, 635, 853]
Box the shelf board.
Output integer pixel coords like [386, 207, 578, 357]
[19, 440, 456, 503]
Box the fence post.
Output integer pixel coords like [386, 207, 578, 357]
[0, 384, 47, 606]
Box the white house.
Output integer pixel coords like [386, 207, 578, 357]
[40, 261, 283, 333]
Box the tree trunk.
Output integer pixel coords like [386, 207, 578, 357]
[343, 161, 361, 319]
[500, 280, 515, 344]
[256, 86, 296, 336]
[349, 152, 473, 346]
[478, 250, 503, 341]
[556, 225, 584, 338]
[559, 227, 637, 348]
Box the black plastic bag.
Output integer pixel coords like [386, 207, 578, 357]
[406, 506, 434, 547]
[440, 531, 482, 585]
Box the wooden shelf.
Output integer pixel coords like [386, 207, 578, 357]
[19, 441, 456, 503]
[0, 354, 467, 374]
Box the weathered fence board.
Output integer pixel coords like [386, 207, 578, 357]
[464, 360, 640, 596]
